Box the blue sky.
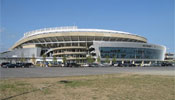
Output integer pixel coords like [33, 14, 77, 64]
[1, 0, 174, 53]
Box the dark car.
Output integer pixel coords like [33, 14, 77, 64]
[67, 63, 80, 67]
[161, 62, 173, 66]
[1, 62, 10, 67]
[117, 63, 124, 67]
[5, 64, 17, 68]
[16, 63, 25, 68]
[24, 63, 34, 67]
[125, 63, 134, 67]
[121, 63, 136, 67]
[129, 64, 136, 67]
[51, 64, 62, 67]
[16, 63, 33, 68]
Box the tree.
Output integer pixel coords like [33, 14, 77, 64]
[112, 56, 116, 64]
[105, 56, 110, 63]
[62, 55, 67, 64]
[97, 56, 101, 63]
[20, 52, 25, 63]
[87, 56, 90, 64]
[87, 56, 94, 64]
[32, 54, 36, 65]
[53, 55, 57, 65]
[42, 54, 46, 67]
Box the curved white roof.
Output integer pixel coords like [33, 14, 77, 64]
[11, 26, 148, 50]
[23, 26, 141, 38]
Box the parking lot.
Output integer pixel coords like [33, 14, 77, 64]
[0, 66, 174, 78]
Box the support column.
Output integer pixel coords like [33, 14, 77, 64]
[141, 61, 144, 67]
[122, 61, 124, 64]
[149, 61, 151, 65]
[132, 61, 135, 64]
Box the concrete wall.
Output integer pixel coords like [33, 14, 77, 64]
[0, 48, 41, 58]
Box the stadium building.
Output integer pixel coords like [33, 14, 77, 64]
[0, 26, 166, 65]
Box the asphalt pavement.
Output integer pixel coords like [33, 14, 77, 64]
[0, 66, 175, 78]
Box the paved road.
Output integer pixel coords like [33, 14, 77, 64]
[0, 67, 175, 78]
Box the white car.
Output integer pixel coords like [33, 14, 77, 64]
[113, 63, 118, 67]
[81, 64, 89, 67]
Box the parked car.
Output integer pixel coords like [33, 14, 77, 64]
[81, 64, 89, 67]
[5, 64, 17, 68]
[129, 64, 136, 67]
[16, 63, 25, 68]
[98, 64, 105, 67]
[117, 63, 124, 67]
[67, 63, 80, 67]
[113, 63, 118, 67]
[16, 62, 34, 68]
[114, 63, 135, 67]
[150, 63, 162, 67]
[24, 63, 34, 68]
[122, 63, 128, 67]
[1, 62, 10, 67]
[89, 63, 99, 67]
[142, 63, 151, 67]
[161, 62, 173, 66]
[103, 63, 111, 67]
[51, 64, 62, 67]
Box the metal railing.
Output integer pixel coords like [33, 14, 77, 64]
[24, 26, 78, 37]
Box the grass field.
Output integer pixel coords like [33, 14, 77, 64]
[0, 74, 174, 100]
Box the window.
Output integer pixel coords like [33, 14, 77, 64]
[99, 47, 163, 60]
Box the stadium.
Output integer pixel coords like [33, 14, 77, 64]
[0, 26, 166, 65]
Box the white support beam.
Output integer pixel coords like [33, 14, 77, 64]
[54, 37, 59, 42]
[57, 43, 59, 47]
[69, 36, 71, 41]
[70, 36, 73, 41]
[79, 36, 80, 46]
[62, 36, 65, 41]
[42, 38, 47, 42]
[86, 36, 87, 47]
[47, 37, 52, 42]
[78, 36, 80, 41]
[36, 39, 45, 47]
[36, 39, 41, 43]
[62, 36, 66, 46]
[48, 44, 52, 48]
[29, 40, 34, 43]
[31, 40, 35, 43]
[69, 36, 72, 46]
[48, 37, 54, 47]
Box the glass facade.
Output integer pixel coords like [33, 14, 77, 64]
[100, 47, 163, 60]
